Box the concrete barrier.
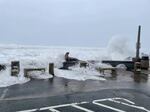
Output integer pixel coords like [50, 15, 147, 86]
[24, 68, 46, 78]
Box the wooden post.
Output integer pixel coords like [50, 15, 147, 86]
[134, 62, 141, 73]
[141, 56, 149, 70]
[24, 69, 28, 78]
[49, 63, 54, 76]
[111, 69, 117, 77]
[11, 61, 20, 76]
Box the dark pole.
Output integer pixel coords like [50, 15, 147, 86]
[49, 63, 54, 76]
[136, 25, 141, 60]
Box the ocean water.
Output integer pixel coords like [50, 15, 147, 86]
[0, 37, 135, 87]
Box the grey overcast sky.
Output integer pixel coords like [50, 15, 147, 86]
[0, 0, 149, 50]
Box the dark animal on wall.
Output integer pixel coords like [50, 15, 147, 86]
[0, 65, 6, 71]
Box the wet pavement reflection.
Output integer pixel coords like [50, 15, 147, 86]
[0, 69, 150, 112]
[0, 70, 149, 101]
[134, 72, 149, 83]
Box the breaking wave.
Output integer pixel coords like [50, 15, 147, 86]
[0, 36, 135, 87]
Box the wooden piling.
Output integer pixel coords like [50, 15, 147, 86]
[11, 61, 20, 76]
[134, 62, 141, 73]
[49, 63, 54, 76]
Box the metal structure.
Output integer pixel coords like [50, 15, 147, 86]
[102, 25, 149, 71]
[102, 60, 134, 71]
[136, 25, 141, 60]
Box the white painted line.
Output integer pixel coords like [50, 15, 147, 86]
[40, 102, 88, 110]
[71, 104, 94, 112]
[93, 97, 134, 104]
[93, 101, 125, 112]
[93, 97, 150, 112]
[17, 109, 37, 112]
[48, 108, 61, 112]
[0, 89, 8, 99]
[93, 98, 112, 102]
[109, 99, 150, 112]
[40, 103, 73, 110]
[111, 98, 135, 105]
[17, 97, 150, 112]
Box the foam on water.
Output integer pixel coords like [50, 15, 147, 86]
[0, 66, 30, 87]
[0, 37, 135, 87]
[55, 65, 106, 81]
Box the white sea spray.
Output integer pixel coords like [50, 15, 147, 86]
[0, 37, 135, 87]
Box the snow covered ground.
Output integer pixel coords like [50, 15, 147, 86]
[0, 37, 135, 87]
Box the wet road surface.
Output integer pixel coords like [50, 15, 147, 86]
[0, 70, 150, 112]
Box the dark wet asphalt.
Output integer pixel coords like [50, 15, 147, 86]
[0, 70, 150, 112]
